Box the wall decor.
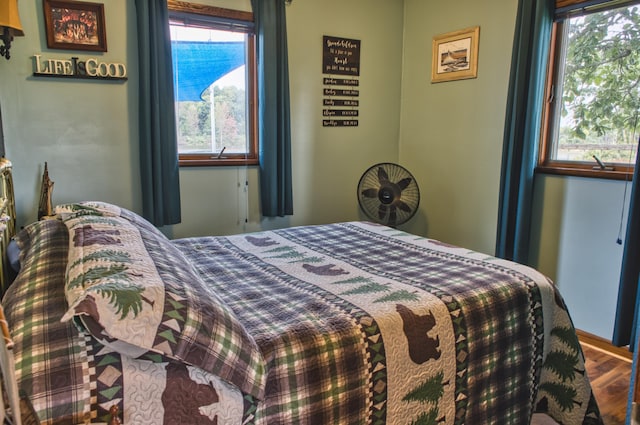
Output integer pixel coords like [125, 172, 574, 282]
[322, 35, 360, 76]
[431, 26, 479, 83]
[322, 36, 361, 127]
[32, 54, 127, 81]
[43, 0, 107, 52]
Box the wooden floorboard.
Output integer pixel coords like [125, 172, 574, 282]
[579, 332, 632, 425]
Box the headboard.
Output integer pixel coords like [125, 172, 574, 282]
[0, 157, 16, 295]
[0, 157, 21, 425]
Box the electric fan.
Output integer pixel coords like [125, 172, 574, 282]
[357, 163, 420, 226]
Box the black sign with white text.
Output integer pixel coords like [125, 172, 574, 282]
[323, 119, 359, 127]
[323, 36, 361, 76]
[323, 77, 359, 86]
[322, 36, 361, 127]
[323, 99, 359, 107]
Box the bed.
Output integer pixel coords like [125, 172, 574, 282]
[0, 161, 603, 424]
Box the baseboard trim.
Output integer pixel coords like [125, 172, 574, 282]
[577, 329, 633, 361]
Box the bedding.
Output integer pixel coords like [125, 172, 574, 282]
[57, 204, 265, 399]
[2, 202, 603, 425]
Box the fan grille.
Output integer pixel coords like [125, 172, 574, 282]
[357, 163, 420, 226]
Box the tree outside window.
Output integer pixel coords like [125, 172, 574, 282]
[541, 2, 640, 178]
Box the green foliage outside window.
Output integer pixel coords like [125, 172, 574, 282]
[177, 85, 247, 154]
[557, 4, 640, 164]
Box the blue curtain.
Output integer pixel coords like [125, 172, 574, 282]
[495, 0, 554, 264]
[613, 146, 640, 348]
[134, 0, 182, 226]
[251, 0, 293, 217]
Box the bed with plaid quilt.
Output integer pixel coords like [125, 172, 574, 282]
[3, 212, 602, 424]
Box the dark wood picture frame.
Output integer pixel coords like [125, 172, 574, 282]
[43, 0, 107, 52]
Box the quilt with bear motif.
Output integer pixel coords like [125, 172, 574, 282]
[174, 221, 603, 425]
[4, 217, 602, 425]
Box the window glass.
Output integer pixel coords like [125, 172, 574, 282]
[169, 7, 257, 166]
[542, 2, 640, 177]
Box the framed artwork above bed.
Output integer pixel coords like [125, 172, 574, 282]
[43, 0, 107, 52]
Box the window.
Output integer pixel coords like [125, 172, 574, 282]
[540, 0, 640, 179]
[168, 3, 257, 166]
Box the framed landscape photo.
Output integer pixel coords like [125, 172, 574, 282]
[43, 0, 107, 52]
[431, 26, 479, 83]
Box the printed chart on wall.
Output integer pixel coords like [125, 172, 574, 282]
[322, 35, 360, 127]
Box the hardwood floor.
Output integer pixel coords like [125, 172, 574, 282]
[579, 331, 632, 425]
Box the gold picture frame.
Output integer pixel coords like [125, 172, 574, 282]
[431, 26, 479, 83]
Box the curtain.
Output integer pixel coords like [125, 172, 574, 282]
[134, 0, 182, 226]
[495, 0, 554, 264]
[251, 0, 294, 217]
[613, 145, 640, 348]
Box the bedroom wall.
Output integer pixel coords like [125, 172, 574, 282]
[531, 175, 629, 339]
[0, 0, 404, 238]
[183, 0, 406, 237]
[397, 0, 627, 340]
[0, 1, 140, 227]
[398, 0, 517, 255]
[0, 0, 627, 339]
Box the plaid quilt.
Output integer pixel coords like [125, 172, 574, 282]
[4, 219, 246, 425]
[174, 222, 602, 425]
[4, 220, 602, 425]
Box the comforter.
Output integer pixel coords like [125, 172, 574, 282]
[2, 204, 602, 425]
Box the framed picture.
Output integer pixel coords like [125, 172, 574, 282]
[431, 26, 479, 83]
[43, 0, 107, 52]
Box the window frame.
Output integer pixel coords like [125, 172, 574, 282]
[538, 0, 638, 180]
[168, 1, 259, 167]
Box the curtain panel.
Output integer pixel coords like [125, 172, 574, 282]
[251, 0, 294, 217]
[135, 0, 182, 226]
[495, 0, 554, 264]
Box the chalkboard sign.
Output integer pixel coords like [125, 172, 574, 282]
[323, 36, 361, 76]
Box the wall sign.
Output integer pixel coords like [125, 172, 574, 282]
[323, 87, 359, 97]
[32, 54, 127, 81]
[322, 120, 358, 127]
[323, 99, 359, 107]
[323, 77, 358, 86]
[322, 35, 361, 127]
[322, 36, 360, 76]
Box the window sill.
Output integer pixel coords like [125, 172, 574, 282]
[535, 164, 633, 181]
[179, 157, 259, 167]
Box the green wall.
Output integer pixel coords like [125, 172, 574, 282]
[0, 0, 627, 338]
[0, 0, 404, 237]
[398, 0, 518, 255]
[397, 0, 627, 339]
[531, 174, 628, 338]
[0, 1, 139, 228]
